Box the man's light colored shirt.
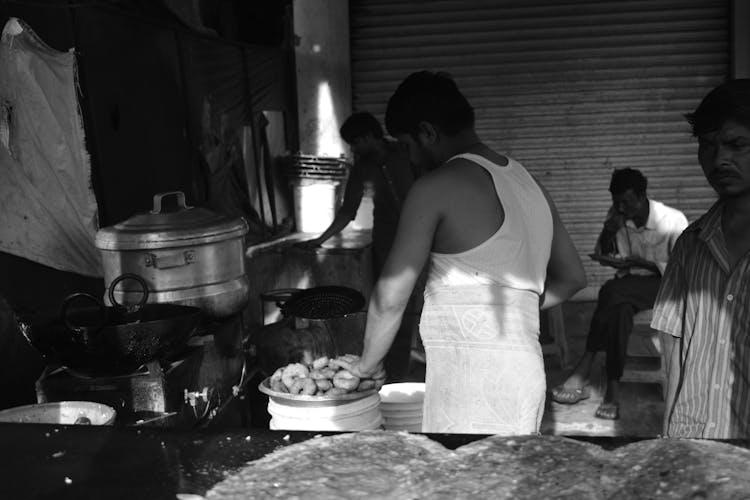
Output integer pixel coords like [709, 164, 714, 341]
[651, 201, 750, 438]
[614, 199, 688, 276]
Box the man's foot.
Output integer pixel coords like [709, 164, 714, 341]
[551, 384, 591, 404]
[594, 401, 620, 420]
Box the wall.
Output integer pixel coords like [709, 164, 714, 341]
[732, 0, 750, 78]
[293, 0, 351, 157]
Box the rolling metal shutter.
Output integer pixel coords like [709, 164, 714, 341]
[350, 0, 728, 292]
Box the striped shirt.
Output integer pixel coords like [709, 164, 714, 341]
[651, 201, 750, 438]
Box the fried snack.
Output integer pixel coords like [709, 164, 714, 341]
[270, 378, 288, 393]
[312, 356, 330, 370]
[333, 369, 360, 391]
[356, 379, 376, 392]
[324, 387, 347, 396]
[281, 363, 310, 389]
[289, 377, 317, 395]
[314, 378, 333, 391]
[270, 367, 288, 392]
[310, 367, 336, 380]
[271, 354, 382, 398]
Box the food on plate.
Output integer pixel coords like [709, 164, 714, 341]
[269, 354, 385, 397]
[206, 432, 750, 499]
[332, 369, 360, 390]
[356, 379, 376, 391]
[313, 378, 332, 391]
[288, 377, 317, 395]
[280, 362, 309, 388]
[311, 355, 330, 370]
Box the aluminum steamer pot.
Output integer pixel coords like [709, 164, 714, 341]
[95, 191, 250, 318]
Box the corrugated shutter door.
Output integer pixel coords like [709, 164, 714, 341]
[350, 0, 728, 291]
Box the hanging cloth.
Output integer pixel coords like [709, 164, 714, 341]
[0, 18, 101, 277]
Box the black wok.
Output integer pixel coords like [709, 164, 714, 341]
[19, 274, 202, 377]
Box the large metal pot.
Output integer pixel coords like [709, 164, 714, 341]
[95, 191, 250, 318]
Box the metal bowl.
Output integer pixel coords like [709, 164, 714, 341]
[0, 401, 116, 425]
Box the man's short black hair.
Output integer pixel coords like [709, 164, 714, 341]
[385, 70, 475, 138]
[609, 168, 648, 195]
[339, 112, 384, 144]
[686, 79, 750, 136]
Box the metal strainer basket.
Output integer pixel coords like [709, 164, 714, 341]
[280, 286, 365, 319]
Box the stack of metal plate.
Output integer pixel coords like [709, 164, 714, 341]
[286, 154, 349, 181]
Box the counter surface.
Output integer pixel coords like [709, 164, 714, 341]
[3, 423, 748, 500]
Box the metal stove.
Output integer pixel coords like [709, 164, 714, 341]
[35, 318, 249, 428]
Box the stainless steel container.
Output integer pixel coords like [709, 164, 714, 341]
[95, 191, 250, 318]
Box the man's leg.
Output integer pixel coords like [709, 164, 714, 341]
[551, 281, 617, 404]
[596, 275, 661, 419]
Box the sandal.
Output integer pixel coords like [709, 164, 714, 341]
[551, 385, 591, 405]
[595, 401, 620, 420]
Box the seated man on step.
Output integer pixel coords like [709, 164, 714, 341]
[551, 168, 688, 420]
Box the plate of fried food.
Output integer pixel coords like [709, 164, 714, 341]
[259, 354, 386, 406]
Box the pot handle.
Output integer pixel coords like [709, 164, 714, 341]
[61, 292, 108, 334]
[107, 273, 150, 314]
[150, 191, 193, 214]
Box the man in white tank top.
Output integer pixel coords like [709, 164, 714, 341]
[333, 71, 587, 434]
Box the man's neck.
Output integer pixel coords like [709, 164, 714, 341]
[439, 131, 483, 163]
[721, 192, 750, 223]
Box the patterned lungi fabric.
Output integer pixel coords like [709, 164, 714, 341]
[419, 286, 545, 435]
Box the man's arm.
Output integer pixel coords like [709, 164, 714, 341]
[535, 179, 587, 309]
[649, 235, 688, 436]
[346, 176, 439, 376]
[595, 206, 623, 256]
[660, 332, 682, 436]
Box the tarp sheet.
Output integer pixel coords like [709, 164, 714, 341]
[0, 18, 101, 277]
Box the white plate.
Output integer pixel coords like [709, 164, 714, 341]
[379, 407, 423, 419]
[380, 397, 423, 411]
[378, 382, 425, 404]
[379, 401, 423, 412]
[383, 414, 423, 426]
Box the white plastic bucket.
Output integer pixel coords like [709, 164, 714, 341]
[291, 179, 340, 233]
[267, 392, 382, 431]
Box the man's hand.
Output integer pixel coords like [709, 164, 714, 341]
[603, 213, 626, 234]
[623, 255, 659, 273]
[330, 355, 386, 382]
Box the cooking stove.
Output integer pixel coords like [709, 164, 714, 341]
[35, 317, 249, 428]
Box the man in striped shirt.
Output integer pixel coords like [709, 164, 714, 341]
[652, 79, 750, 438]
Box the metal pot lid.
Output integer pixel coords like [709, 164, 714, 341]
[95, 191, 249, 250]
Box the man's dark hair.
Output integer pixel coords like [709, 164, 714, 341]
[339, 112, 384, 144]
[385, 70, 475, 138]
[685, 79, 750, 136]
[609, 168, 648, 195]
